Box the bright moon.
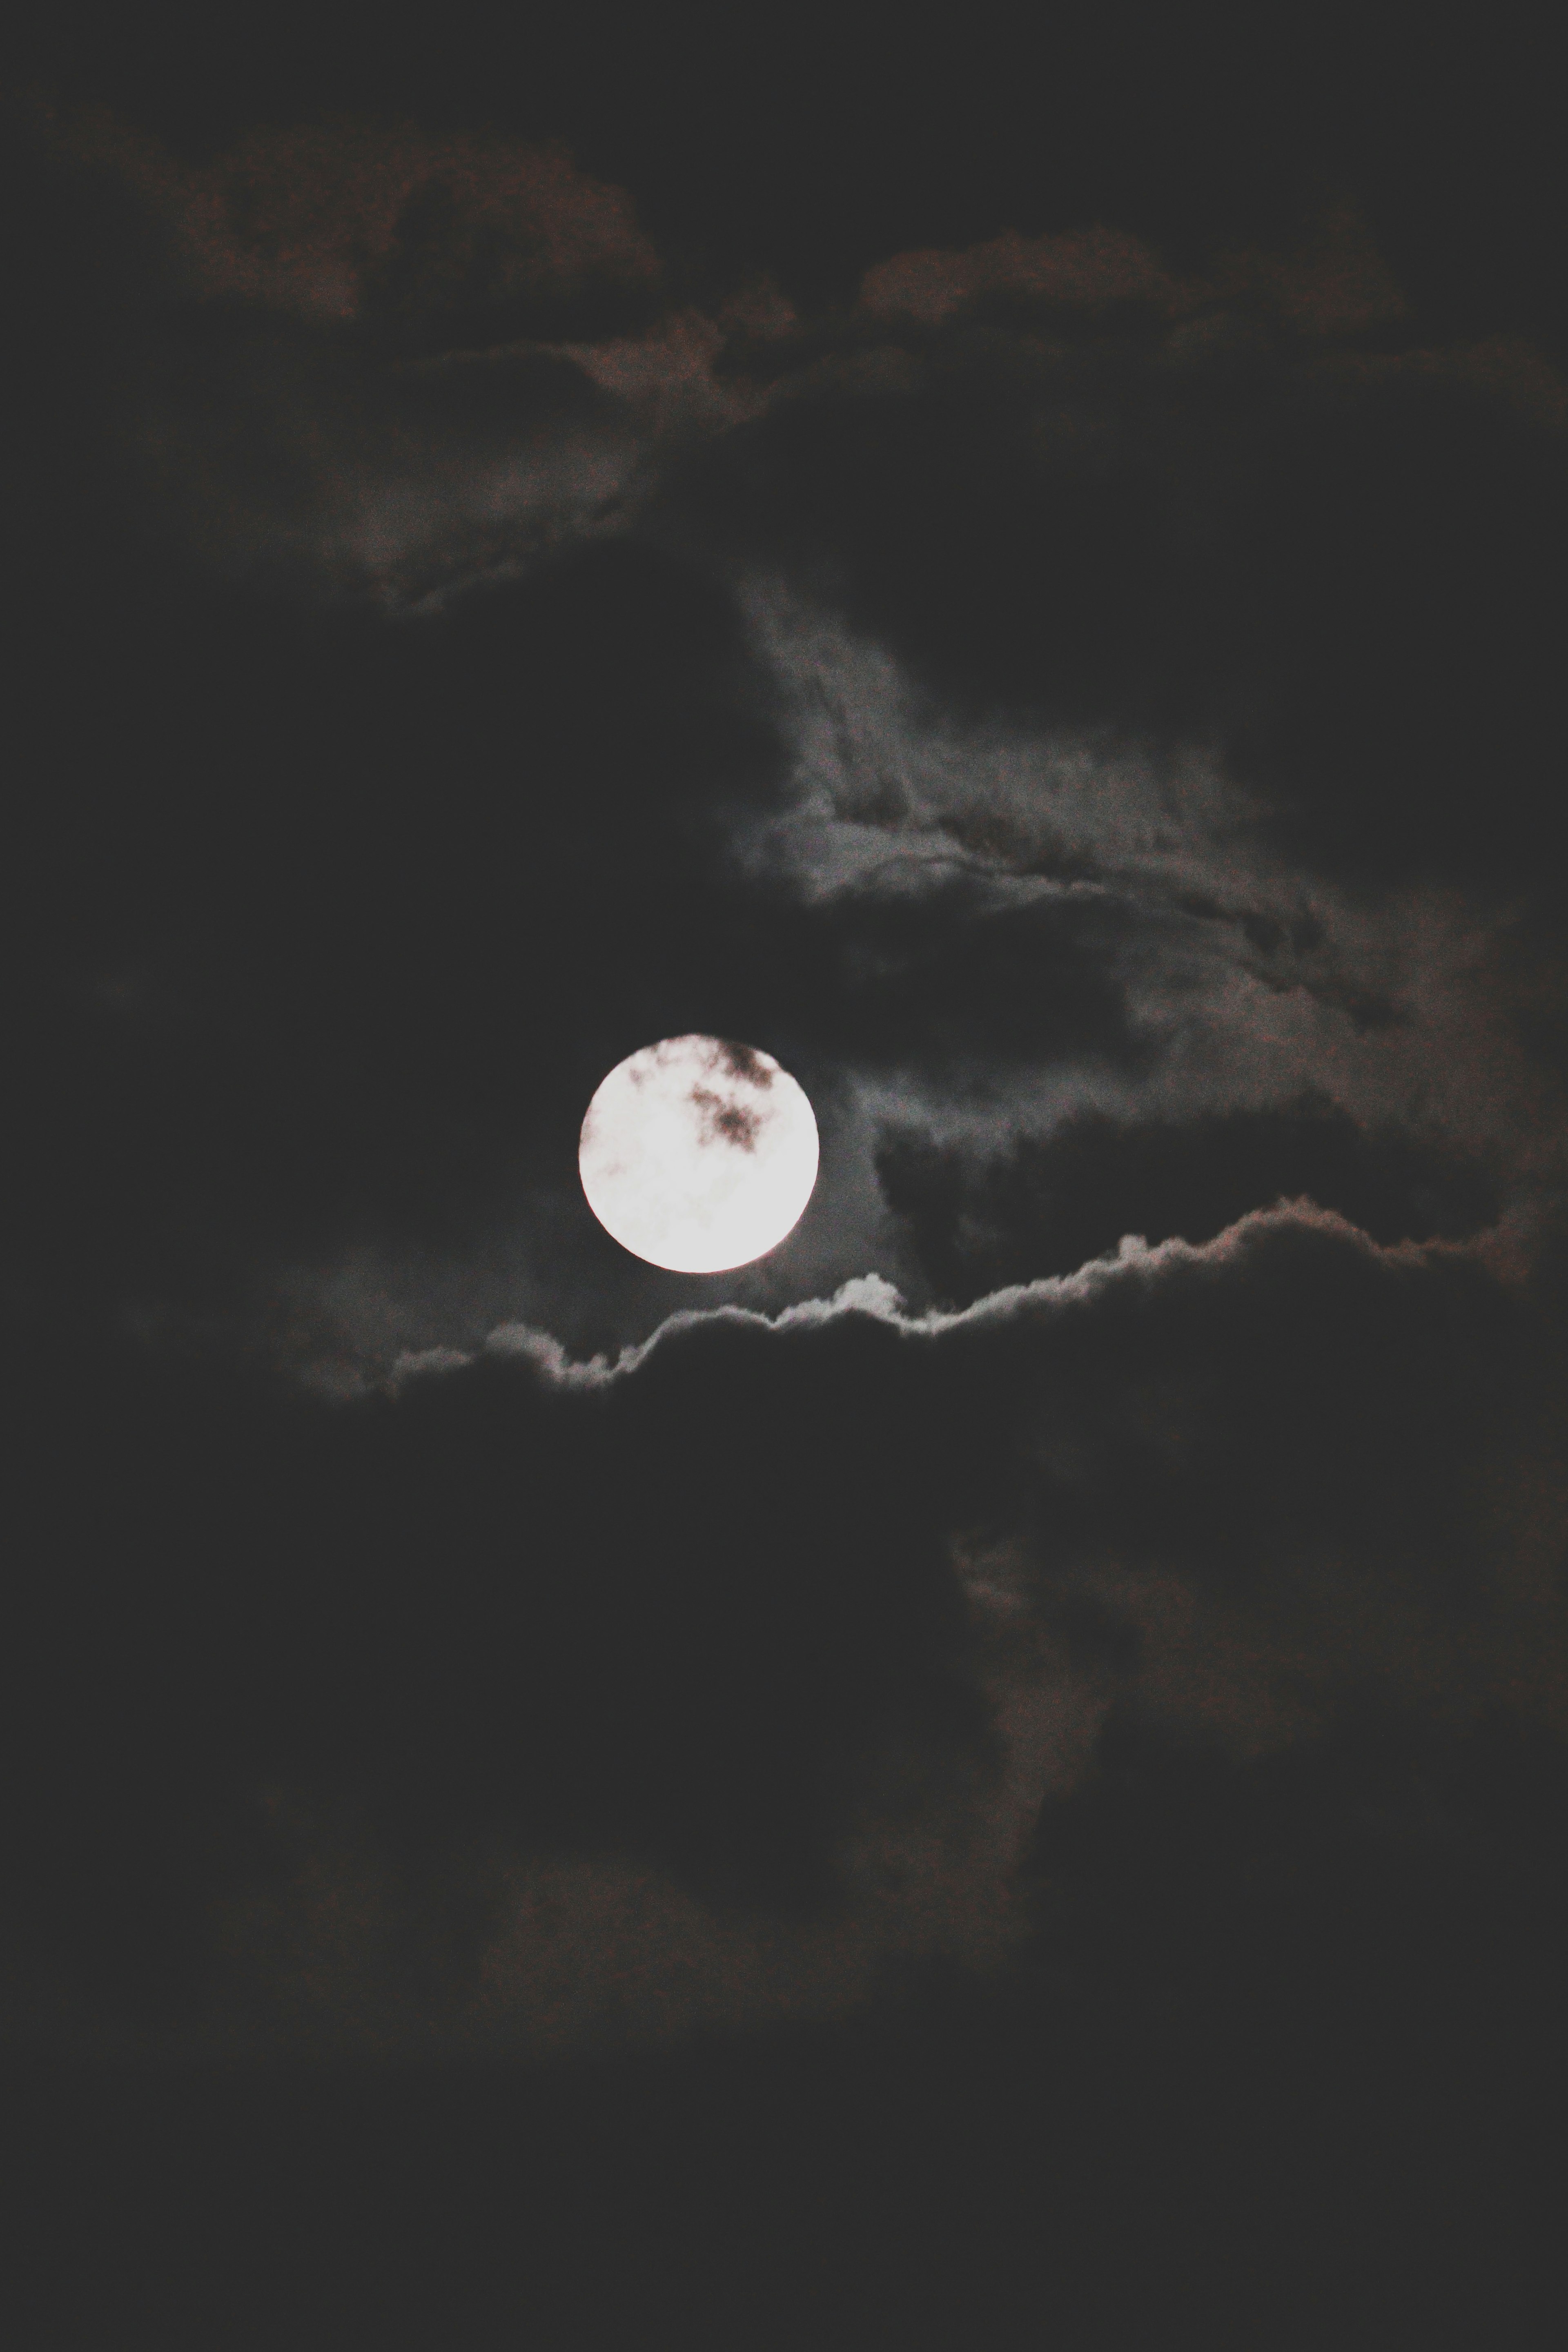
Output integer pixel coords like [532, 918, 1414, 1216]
[579, 1035, 819, 1273]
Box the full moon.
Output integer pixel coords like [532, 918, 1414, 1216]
[579, 1035, 819, 1272]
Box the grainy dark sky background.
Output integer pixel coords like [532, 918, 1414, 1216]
[4, 6, 1567, 2345]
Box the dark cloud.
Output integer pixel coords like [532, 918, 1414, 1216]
[5, 533, 795, 1328]
[679, 248, 1568, 890]
[3, 42, 1568, 2345]
[878, 1089, 1502, 1305]
[46, 104, 664, 336]
[3, 1205, 1560, 2059]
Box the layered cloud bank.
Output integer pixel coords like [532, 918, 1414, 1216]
[6, 1206, 1563, 2058]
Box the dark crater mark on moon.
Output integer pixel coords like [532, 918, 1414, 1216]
[715, 1040, 774, 1088]
[690, 1085, 764, 1151]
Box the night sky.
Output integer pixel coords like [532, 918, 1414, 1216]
[4, 8, 1567, 2344]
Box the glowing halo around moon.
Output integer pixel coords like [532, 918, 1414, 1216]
[579, 1035, 819, 1272]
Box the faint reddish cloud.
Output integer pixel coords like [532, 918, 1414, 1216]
[195, 1585, 1079, 2067]
[47, 104, 661, 323]
[555, 308, 728, 411]
[858, 202, 1413, 343]
[860, 223, 1200, 327]
[717, 274, 802, 342]
[1213, 199, 1410, 335]
[1333, 332, 1568, 430]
